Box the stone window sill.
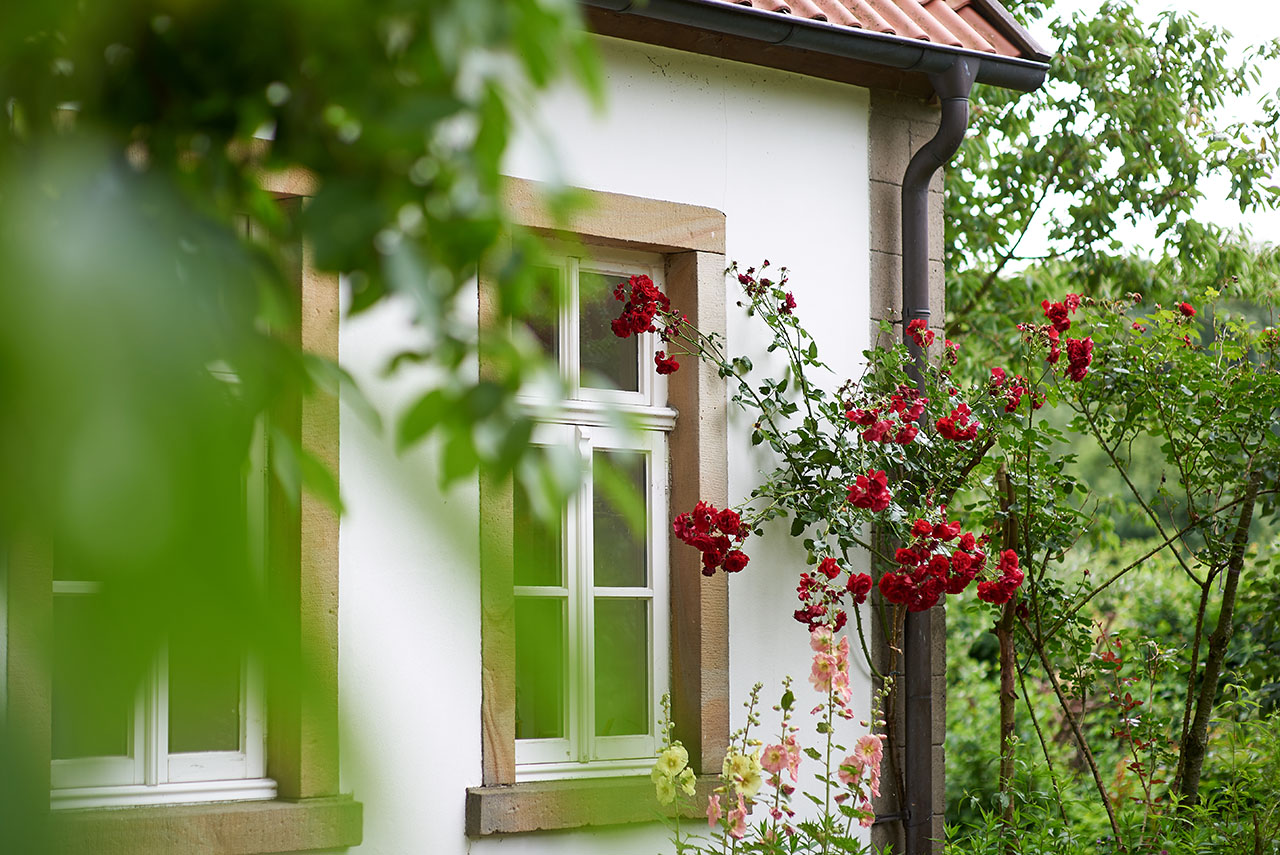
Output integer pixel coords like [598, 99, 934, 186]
[50, 795, 362, 855]
[465, 774, 717, 836]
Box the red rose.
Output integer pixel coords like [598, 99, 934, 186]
[862, 420, 893, 443]
[692, 501, 717, 533]
[976, 580, 1013, 604]
[846, 408, 878, 426]
[818, 557, 841, 580]
[702, 550, 724, 571]
[1065, 337, 1093, 382]
[911, 519, 934, 538]
[714, 508, 742, 537]
[1179, 302, 1196, 317]
[895, 546, 922, 566]
[780, 292, 797, 315]
[906, 318, 935, 347]
[847, 572, 873, 604]
[1041, 299, 1072, 333]
[933, 521, 962, 541]
[894, 423, 919, 445]
[724, 550, 750, 573]
[654, 351, 680, 375]
[927, 554, 951, 578]
[847, 469, 892, 512]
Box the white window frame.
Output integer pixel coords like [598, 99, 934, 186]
[513, 247, 674, 781]
[49, 419, 274, 810]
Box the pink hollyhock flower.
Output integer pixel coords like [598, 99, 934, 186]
[858, 799, 876, 827]
[706, 793, 722, 828]
[854, 734, 884, 797]
[810, 652, 838, 692]
[810, 625, 833, 653]
[727, 795, 748, 839]
[783, 736, 802, 782]
[837, 755, 860, 787]
[761, 743, 788, 776]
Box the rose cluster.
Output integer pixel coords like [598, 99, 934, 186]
[610, 273, 687, 375]
[845, 385, 926, 445]
[1065, 336, 1093, 382]
[989, 367, 1044, 413]
[673, 501, 750, 576]
[1021, 294, 1093, 381]
[878, 517, 995, 612]
[794, 556, 873, 632]
[846, 468, 892, 512]
[935, 401, 979, 441]
[975, 549, 1024, 605]
[905, 318, 936, 348]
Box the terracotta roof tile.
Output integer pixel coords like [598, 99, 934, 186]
[707, 0, 1045, 60]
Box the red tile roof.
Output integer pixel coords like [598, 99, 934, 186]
[708, 0, 1048, 61]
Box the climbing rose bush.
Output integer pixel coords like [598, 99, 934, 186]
[623, 261, 1040, 640]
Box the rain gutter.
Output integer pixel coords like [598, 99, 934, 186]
[582, 0, 1049, 92]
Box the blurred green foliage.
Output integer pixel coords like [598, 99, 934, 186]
[1, 0, 599, 849]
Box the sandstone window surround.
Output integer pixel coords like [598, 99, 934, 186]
[468, 179, 730, 835]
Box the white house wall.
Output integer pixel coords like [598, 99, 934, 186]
[336, 35, 873, 855]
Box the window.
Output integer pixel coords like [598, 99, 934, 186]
[2, 175, 360, 854]
[49, 420, 272, 810]
[468, 179, 731, 835]
[512, 248, 673, 780]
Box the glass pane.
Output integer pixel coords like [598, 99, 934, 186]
[514, 597, 566, 740]
[168, 628, 242, 753]
[52, 595, 134, 759]
[593, 449, 647, 587]
[579, 270, 639, 392]
[513, 486, 561, 587]
[594, 598, 649, 737]
[528, 265, 561, 363]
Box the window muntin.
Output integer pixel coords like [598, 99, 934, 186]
[512, 247, 671, 780]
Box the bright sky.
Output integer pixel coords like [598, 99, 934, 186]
[1024, 0, 1280, 254]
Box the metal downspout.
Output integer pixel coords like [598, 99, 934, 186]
[900, 56, 977, 855]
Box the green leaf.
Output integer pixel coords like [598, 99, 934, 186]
[397, 389, 451, 452]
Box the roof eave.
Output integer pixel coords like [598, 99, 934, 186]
[583, 0, 1050, 93]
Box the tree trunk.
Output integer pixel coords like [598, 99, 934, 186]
[1176, 470, 1261, 807]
